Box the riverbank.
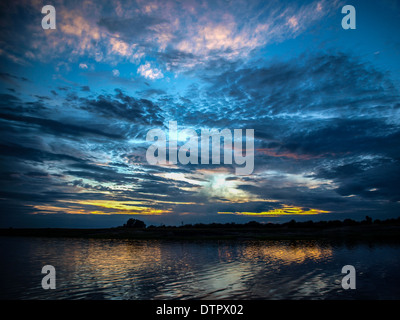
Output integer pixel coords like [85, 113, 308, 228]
[1, 223, 400, 241]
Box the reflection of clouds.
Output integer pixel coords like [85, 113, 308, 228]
[214, 241, 335, 299]
[62, 239, 165, 299]
[7, 237, 399, 300]
[191, 261, 253, 299]
[217, 241, 333, 264]
[73, 239, 162, 276]
[19, 239, 340, 299]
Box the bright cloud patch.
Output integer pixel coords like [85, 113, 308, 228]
[137, 62, 164, 80]
[219, 206, 330, 217]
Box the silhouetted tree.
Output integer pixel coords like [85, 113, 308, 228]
[124, 218, 146, 228]
[343, 218, 357, 226]
[246, 221, 262, 228]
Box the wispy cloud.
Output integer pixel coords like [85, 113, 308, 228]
[0, 0, 337, 71]
[0, 0, 399, 227]
[137, 62, 164, 80]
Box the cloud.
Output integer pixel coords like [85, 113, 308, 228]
[1, 1, 400, 227]
[184, 52, 400, 138]
[0, 142, 83, 163]
[136, 88, 167, 98]
[97, 15, 167, 41]
[0, 72, 29, 84]
[112, 69, 120, 77]
[155, 0, 336, 71]
[137, 62, 164, 80]
[313, 157, 400, 202]
[219, 205, 330, 217]
[0, 0, 337, 72]
[79, 88, 164, 125]
[0, 112, 124, 140]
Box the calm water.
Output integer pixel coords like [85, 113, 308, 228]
[1, 236, 400, 300]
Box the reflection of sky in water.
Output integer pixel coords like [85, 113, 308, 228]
[1, 237, 400, 300]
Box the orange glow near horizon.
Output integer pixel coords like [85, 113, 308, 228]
[31, 200, 329, 218]
[31, 200, 173, 215]
[219, 205, 330, 217]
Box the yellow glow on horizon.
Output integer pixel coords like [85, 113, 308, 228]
[219, 205, 330, 217]
[62, 200, 145, 210]
[30, 205, 88, 215]
[31, 200, 173, 215]
[61, 200, 172, 215]
[87, 208, 169, 215]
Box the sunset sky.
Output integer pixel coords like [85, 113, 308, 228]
[0, 0, 399, 228]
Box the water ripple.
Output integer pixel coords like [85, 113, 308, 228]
[1, 237, 400, 299]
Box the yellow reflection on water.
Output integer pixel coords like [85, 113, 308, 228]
[23, 238, 335, 299]
[239, 241, 333, 264]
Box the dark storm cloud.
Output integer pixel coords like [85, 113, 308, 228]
[133, 179, 193, 196]
[179, 51, 399, 160]
[0, 93, 51, 115]
[0, 112, 124, 140]
[0, 143, 84, 163]
[264, 116, 400, 203]
[63, 170, 135, 184]
[313, 158, 400, 202]
[271, 117, 400, 159]
[0, 1, 38, 62]
[0, 93, 20, 105]
[63, 162, 139, 185]
[168, 51, 399, 213]
[98, 15, 167, 42]
[79, 89, 164, 125]
[0, 72, 29, 85]
[198, 52, 399, 121]
[234, 179, 378, 220]
[81, 85, 91, 92]
[1, 45, 400, 226]
[0, 93, 195, 219]
[156, 49, 199, 73]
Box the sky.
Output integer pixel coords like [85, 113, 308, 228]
[0, 0, 400, 228]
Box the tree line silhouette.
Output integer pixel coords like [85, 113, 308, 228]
[123, 216, 400, 230]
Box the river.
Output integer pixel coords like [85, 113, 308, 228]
[1, 236, 399, 300]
